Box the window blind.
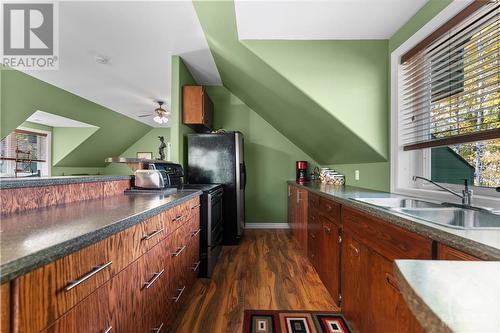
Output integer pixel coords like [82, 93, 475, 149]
[0, 130, 48, 162]
[401, 1, 499, 151]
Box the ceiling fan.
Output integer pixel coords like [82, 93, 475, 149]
[138, 101, 170, 124]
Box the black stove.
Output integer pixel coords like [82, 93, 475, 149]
[182, 183, 223, 278]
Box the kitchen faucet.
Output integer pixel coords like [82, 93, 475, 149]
[412, 176, 472, 206]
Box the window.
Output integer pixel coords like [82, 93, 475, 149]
[0, 129, 50, 177]
[401, 1, 499, 151]
[391, 1, 500, 206]
[397, 1, 499, 198]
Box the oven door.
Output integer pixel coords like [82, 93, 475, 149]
[207, 188, 223, 246]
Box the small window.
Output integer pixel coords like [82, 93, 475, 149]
[0, 129, 49, 177]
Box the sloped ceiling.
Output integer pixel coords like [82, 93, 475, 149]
[1, 68, 151, 167]
[18, 1, 221, 128]
[193, 0, 389, 164]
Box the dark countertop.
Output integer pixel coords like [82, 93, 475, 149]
[0, 175, 132, 189]
[288, 181, 500, 260]
[0, 190, 202, 283]
[394, 260, 500, 333]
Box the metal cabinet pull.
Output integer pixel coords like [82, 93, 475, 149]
[143, 269, 165, 289]
[103, 326, 112, 333]
[191, 228, 201, 237]
[385, 273, 401, 294]
[65, 261, 112, 292]
[170, 286, 186, 303]
[171, 245, 186, 257]
[142, 229, 163, 241]
[349, 243, 359, 256]
[324, 226, 331, 233]
[191, 204, 201, 210]
[191, 261, 201, 272]
[173, 215, 183, 222]
[151, 322, 164, 332]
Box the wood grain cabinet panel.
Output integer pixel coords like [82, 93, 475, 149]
[1, 283, 9, 333]
[182, 85, 214, 130]
[319, 197, 341, 224]
[342, 207, 432, 260]
[318, 219, 341, 305]
[437, 243, 481, 261]
[289, 186, 308, 252]
[15, 239, 113, 333]
[41, 283, 113, 333]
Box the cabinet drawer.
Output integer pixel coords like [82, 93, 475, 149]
[319, 197, 341, 224]
[41, 283, 112, 333]
[308, 193, 319, 209]
[342, 207, 432, 260]
[164, 197, 200, 236]
[437, 243, 480, 261]
[308, 206, 320, 225]
[15, 240, 113, 333]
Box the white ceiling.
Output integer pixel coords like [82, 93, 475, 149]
[20, 1, 221, 128]
[27, 110, 97, 128]
[235, 0, 429, 40]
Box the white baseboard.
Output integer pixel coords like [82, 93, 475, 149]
[245, 223, 290, 229]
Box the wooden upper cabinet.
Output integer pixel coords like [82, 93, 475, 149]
[437, 243, 481, 261]
[183, 85, 214, 131]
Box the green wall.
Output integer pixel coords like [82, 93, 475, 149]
[194, 0, 387, 165]
[1, 68, 152, 167]
[170, 56, 197, 169]
[206, 86, 317, 223]
[52, 127, 98, 165]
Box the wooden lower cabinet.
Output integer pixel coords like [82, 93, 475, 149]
[1, 283, 9, 333]
[437, 243, 480, 260]
[12, 196, 201, 333]
[317, 219, 340, 304]
[288, 184, 308, 252]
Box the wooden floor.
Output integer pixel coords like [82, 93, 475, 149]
[172, 229, 339, 333]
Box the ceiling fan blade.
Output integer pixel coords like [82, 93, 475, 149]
[138, 114, 152, 117]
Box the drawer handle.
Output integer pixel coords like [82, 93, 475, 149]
[192, 261, 201, 271]
[151, 322, 164, 332]
[144, 269, 165, 289]
[191, 228, 201, 237]
[174, 215, 183, 222]
[324, 226, 331, 233]
[170, 285, 186, 303]
[385, 273, 401, 294]
[142, 229, 163, 241]
[103, 326, 112, 333]
[191, 204, 201, 210]
[172, 245, 187, 257]
[349, 244, 359, 256]
[65, 261, 112, 292]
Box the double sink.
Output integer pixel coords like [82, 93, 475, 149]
[352, 197, 500, 229]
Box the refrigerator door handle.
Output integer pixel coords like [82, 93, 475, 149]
[240, 163, 246, 190]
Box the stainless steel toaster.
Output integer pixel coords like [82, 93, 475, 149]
[134, 169, 165, 189]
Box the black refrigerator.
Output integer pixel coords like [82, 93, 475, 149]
[187, 132, 246, 245]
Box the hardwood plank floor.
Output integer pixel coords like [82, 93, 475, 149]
[172, 229, 339, 333]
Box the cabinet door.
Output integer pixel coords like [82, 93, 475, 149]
[318, 221, 340, 305]
[367, 250, 425, 333]
[341, 233, 370, 333]
[296, 188, 308, 252]
[288, 185, 296, 235]
[1, 283, 9, 333]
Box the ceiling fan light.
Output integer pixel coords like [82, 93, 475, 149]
[161, 117, 169, 124]
[153, 116, 162, 124]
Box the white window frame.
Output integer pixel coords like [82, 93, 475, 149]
[390, 0, 500, 209]
[16, 126, 52, 177]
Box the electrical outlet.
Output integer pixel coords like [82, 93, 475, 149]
[355, 170, 360, 181]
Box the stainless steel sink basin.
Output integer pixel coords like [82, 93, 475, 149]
[352, 197, 443, 209]
[393, 207, 500, 229]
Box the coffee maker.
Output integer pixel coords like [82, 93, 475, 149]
[296, 161, 308, 183]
